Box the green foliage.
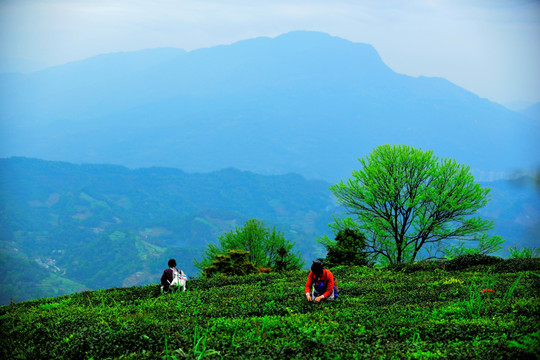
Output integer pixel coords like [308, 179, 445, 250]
[329, 144, 497, 264]
[0, 158, 334, 304]
[493, 258, 540, 273]
[318, 228, 370, 267]
[388, 257, 540, 275]
[442, 234, 505, 259]
[202, 249, 259, 277]
[1, 264, 538, 360]
[445, 254, 505, 271]
[387, 260, 447, 273]
[195, 219, 304, 273]
[508, 246, 540, 259]
[508, 331, 540, 358]
[465, 272, 497, 319]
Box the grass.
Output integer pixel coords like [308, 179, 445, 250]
[1, 264, 539, 359]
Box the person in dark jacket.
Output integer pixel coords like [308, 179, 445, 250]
[161, 258, 176, 293]
[305, 261, 338, 302]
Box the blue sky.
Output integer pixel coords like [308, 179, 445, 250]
[1, 0, 539, 105]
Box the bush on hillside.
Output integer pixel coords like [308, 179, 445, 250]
[203, 249, 259, 277]
[388, 257, 540, 274]
[387, 260, 446, 273]
[196, 219, 304, 272]
[445, 254, 504, 271]
[494, 258, 540, 273]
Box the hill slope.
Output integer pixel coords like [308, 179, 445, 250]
[1, 31, 538, 182]
[1, 262, 539, 359]
[0, 157, 335, 304]
[2, 157, 539, 305]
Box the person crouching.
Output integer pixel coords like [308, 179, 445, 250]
[305, 261, 338, 302]
[161, 258, 176, 293]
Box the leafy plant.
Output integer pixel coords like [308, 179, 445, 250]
[508, 246, 540, 259]
[502, 273, 522, 303]
[465, 273, 497, 318]
[508, 331, 540, 358]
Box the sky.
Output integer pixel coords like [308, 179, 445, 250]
[0, 0, 539, 106]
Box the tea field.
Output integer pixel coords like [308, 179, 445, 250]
[1, 259, 539, 359]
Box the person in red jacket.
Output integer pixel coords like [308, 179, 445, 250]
[305, 261, 338, 302]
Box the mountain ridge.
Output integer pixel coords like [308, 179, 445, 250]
[1, 156, 539, 304]
[1, 31, 538, 182]
[0, 156, 336, 303]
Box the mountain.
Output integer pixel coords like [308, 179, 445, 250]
[520, 101, 540, 121]
[1, 31, 538, 182]
[1, 157, 539, 305]
[0, 157, 335, 304]
[503, 100, 534, 112]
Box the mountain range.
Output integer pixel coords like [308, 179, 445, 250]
[1, 31, 539, 305]
[1, 157, 539, 305]
[0, 157, 335, 304]
[1, 31, 538, 182]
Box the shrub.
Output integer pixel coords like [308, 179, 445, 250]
[387, 260, 446, 273]
[195, 219, 304, 272]
[445, 254, 504, 271]
[494, 258, 540, 273]
[203, 249, 258, 277]
[320, 228, 370, 267]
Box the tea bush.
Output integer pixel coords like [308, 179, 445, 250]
[387, 260, 446, 273]
[445, 254, 505, 271]
[493, 258, 540, 273]
[1, 265, 538, 359]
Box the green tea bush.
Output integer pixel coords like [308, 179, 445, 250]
[387, 260, 446, 273]
[446, 254, 504, 271]
[494, 258, 540, 273]
[1, 266, 538, 359]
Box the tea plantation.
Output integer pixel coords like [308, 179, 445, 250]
[1, 259, 539, 359]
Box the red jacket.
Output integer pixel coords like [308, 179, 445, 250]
[305, 268, 335, 299]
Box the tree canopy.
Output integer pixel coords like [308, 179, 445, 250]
[329, 144, 500, 264]
[194, 219, 304, 273]
[318, 228, 370, 267]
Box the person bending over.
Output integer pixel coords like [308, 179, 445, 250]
[305, 261, 338, 302]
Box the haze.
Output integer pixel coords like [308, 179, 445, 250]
[1, 0, 539, 106]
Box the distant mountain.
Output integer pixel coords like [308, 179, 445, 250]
[520, 102, 540, 121]
[1, 157, 539, 305]
[0, 157, 335, 304]
[503, 100, 534, 112]
[1, 31, 538, 182]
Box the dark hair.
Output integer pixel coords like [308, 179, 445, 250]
[311, 261, 323, 275]
[168, 259, 177, 268]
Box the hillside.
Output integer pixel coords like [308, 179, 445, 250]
[0, 157, 335, 305]
[1, 260, 539, 359]
[1, 157, 539, 306]
[521, 101, 540, 121]
[1, 31, 538, 182]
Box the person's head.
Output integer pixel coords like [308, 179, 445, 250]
[168, 259, 176, 268]
[311, 261, 323, 276]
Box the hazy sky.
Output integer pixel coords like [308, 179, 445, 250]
[1, 0, 539, 105]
